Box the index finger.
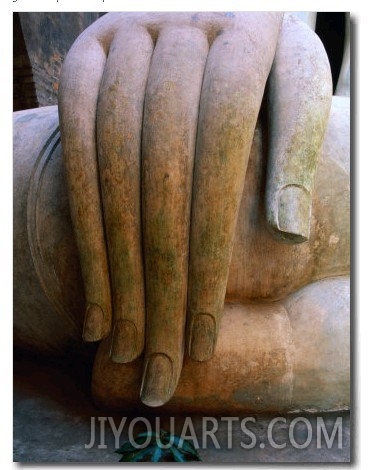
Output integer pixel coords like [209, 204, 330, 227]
[187, 13, 283, 361]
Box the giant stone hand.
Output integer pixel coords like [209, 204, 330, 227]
[58, 12, 333, 406]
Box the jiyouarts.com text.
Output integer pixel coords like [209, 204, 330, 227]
[85, 416, 344, 451]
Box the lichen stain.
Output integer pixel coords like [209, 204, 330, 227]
[328, 233, 340, 246]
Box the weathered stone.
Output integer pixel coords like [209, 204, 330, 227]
[57, 12, 339, 407]
[92, 277, 349, 413]
[13, 12, 350, 414]
[13, 95, 349, 411]
[18, 12, 104, 106]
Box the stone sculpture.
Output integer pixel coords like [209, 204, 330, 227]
[13, 12, 350, 412]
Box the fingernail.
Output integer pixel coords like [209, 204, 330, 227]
[140, 353, 173, 407]
[83, 304, 104, 342]
[277, 184, 311, 243]
[110, 320, 138, 363]
[189, 313, 216, 362]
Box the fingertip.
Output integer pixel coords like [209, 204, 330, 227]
[267, 184, 312, 244]
[82, 302, 111, 342]
[188, 313, 217, 362]
[82, 303, 107, 342]
[140, 353, 175, 407]
[110, 319, 142, 363]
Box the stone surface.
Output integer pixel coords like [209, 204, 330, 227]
[13, 11, 350, 418]
[13, 96, 350, 413]
[92, 277, 349, 413]
[13, 13, 38, 111]
[57, 13, 288, 406]
[13, 96, 350, 354]
[13, 353, 350, 463]
[13, 106, 86, 358]
[18, 13, 104, 107]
